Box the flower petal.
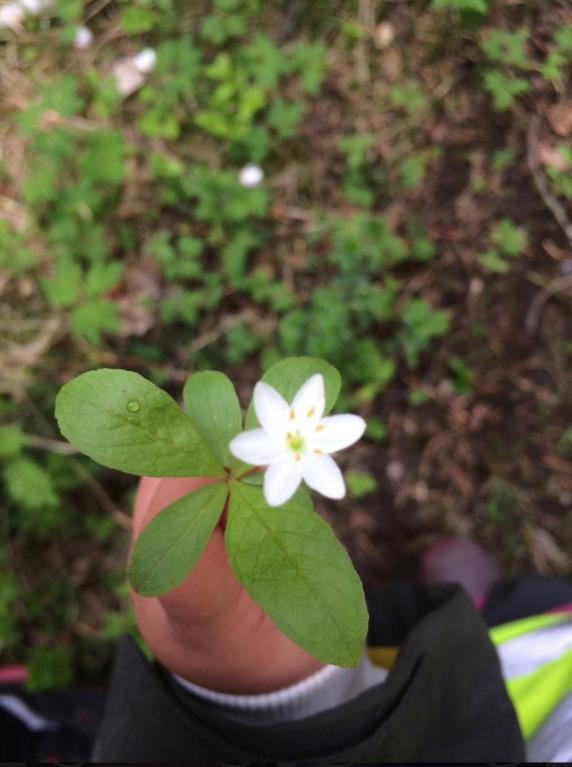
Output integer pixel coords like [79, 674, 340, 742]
[229, 429, 284, 466]
[291, 374, 325, 423]
[302, 454, 345, 499]
[263, 459, 303, 506]
[314, 414, 366, 454]
[253, 381, 290, 437]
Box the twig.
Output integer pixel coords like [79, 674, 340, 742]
[189, 310, 275, 354]
[525, 272, 572, 334]
[23, 433, 78, 454]
[527, 114, 572, 248]
[70, 459, 132, 531]
[356, 0, 374, 84]
[85, 0, 114, 22]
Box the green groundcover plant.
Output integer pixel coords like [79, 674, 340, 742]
[55, 356, 369, 667]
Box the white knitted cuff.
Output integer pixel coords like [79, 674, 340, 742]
[173, 651, 387, 724]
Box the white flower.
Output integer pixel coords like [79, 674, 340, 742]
[229, 374, 366, 507]
[133, 48, 157, 74]
[238, 163, 264, 188]
[74, 26, 93, 50]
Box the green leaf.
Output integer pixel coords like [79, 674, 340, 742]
[55, 369, 224, 477]
[0, 424, 25, 458]
[557, 425, 572, 459]
[183, 371, 244, 470]
[245, 357, 341, 429]
[555, 24, 572, 55]
[70, 300, 119, 345]
[481, 28, 530, 70]
[432, 0, 488, 13]
[129, 481, 228, 596]
[399, 299, 449, 368]
[42, 258, 82, 309]
[346, 470, 378, 499]
[267, 98, 304, 139]
[490, 218, 527, 258]
[78, 131, 127, 186]
[26, 646, 74, 692]
[3, 457, 59, 510]
[365, 416, 387, 442]
[225, 482, 368, 666]
[86, 262, 124, 297]
[478, 249, 509, 274]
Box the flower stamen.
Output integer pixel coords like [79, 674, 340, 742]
[286, 431, 305, 454]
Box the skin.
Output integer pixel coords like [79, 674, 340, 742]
[131, 475, 324, 693]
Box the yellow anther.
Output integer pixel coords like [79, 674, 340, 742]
[289, 409, 295, 421]
[307, 406, 315, 418]
[316, 424, 324, 432]
[314, 448, 323, 455]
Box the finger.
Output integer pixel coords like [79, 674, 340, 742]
[131, 476, 244, 625]
[133, 475, 217, 537]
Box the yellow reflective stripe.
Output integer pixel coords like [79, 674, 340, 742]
[367, 646, 399, 670]
[505, 647, 572, 740]
[490, 612, 570, 646]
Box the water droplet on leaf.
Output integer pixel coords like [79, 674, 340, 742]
[126, 399, 141, 413]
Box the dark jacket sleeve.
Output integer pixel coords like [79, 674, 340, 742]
[92, 584, 526, 762]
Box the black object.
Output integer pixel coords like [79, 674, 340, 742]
[93, 583, 525, 762]
[5, 574, 572, 762]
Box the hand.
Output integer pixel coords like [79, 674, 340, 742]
[130, 476, 324, 694]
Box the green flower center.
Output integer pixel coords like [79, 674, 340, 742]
[286, 432, 305, 454]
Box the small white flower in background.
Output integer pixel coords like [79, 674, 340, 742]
[113, 48, 157, 98]
[0, 3, 25, 29]
[238, 163, 264, 188]
[74, 26, 93, 50]
[133, 47, 157, 74]
[0, 0, 52, 30]
[229, 374, 366, 507]
[374, 21, 395, 49]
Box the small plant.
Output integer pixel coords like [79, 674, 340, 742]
[399, 298, 450, 368]
[481, 28, 530, 70]
[346, 471, 378, 499]
[55, 357, 369, 667]
[398, 148, 441, 191]
[557, 425, 572, 459]
[539, 24, 572, 87]
[431, 0, 489, 15]
[482, 476, 525, 525]
[545, 145, 572, 201]
[478, 217, 527, 273]
[388, 82, 427, 116]
[338, 133, 378, 207]
[0, 571, 19, 651]
[26, 646, 74, 692]
[447, 356, 474, 396]
[480, 28, 531, 111]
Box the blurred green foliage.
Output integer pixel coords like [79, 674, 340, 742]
[346, 471, 378, 500]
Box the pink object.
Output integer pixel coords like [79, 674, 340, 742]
[0, 665, 28, 684]
[419, 536, 501, 607]
[547, 602, 572, 615]
[112, 48, 157, 97]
